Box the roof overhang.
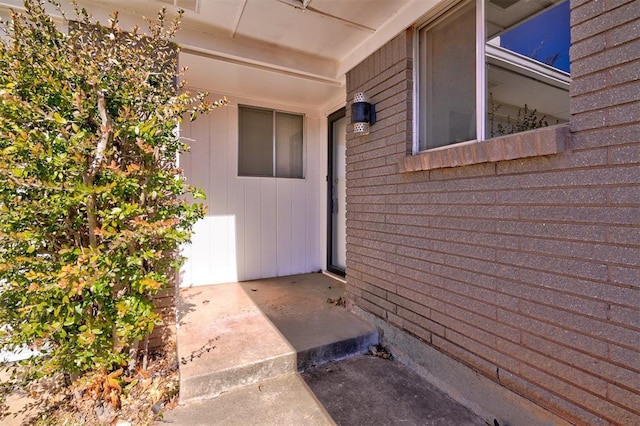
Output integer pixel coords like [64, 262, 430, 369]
[0, 0, 442, 110]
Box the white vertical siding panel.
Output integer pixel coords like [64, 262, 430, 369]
[207, 108, 229, 216]
[178, 119, 194, 286]
[179, 93, 327, 286]
[291, 180, 307, 274]
[260, 179, 278, 278]
[209, 216, 236, 283]
[188, 219, 212, 284]
[227, 106, 244, 282]
[244, 179, 262, 281]
[305, 118, 322, 272]
[207, 108, 235, 283]
[185, 115, 213, 285]
[276, 180, 293, 276]
[189, 115, 212, 210]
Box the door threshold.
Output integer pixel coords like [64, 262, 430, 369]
[322, 270, 346, 283]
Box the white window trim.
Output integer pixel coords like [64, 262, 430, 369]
[413, 0, 480, 155]
[476, 0, 486, 147]
[412, 0, 570, 155]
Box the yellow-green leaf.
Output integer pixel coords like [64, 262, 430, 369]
[53, 112, 67, 124]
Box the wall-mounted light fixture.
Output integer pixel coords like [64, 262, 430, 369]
[351, 92, 376, 136]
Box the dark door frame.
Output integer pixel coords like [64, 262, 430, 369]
[327, 107, 346, 277]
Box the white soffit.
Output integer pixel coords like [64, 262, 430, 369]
[234, 0, 372, 60]
[337, 0, 440, 76]
[0, 0, 439, 107]
[180, 52, 344, 113]
[61, 0, 418, 80]
[0, 0, 424, 79]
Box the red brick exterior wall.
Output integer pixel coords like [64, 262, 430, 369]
[344, 1, 639, 424]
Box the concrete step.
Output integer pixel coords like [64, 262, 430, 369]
[297, 333, 377, 370]
[176, 274, 378, 403]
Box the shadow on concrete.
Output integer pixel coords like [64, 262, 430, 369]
[237, 273, 377, 369]
[301, 355, 485, 426]
[166, 273, 486, 425]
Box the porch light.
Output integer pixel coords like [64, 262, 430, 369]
[351, 92, 376, 136]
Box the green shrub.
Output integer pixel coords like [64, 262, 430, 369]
[0, 0, 226, 384]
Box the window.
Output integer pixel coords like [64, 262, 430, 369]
[416, 0, 570, 152]
[238, 105, 304, 178]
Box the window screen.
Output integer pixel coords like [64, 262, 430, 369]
[238, 106, 304, 178]
[419, 1, 476, 150]
[275, 112, 303, 179]
[238, 107, 273, 177]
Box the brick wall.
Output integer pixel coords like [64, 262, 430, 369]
[345, 1, 639, 424]
[149, 285, 176, 352]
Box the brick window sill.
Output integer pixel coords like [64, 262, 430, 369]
[400, 124, 570, 172]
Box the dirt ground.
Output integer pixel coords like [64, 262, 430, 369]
[0, 367, 39, 425]
[1, 348, 179, 425]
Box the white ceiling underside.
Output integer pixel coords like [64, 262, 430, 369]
[57, 0, 433, 110]
[100, 0, 440, 110]
[96, 0, 417, 72]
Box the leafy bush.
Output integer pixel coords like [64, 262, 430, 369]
[488, 93, 549, 138]
[0, 0, 226, 386]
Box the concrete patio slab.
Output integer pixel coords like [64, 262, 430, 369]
[238, 274, 377, 369]
[176, 280, 296, 402]
[163, 273, 494, 425]
[176, 273, 377, 402]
